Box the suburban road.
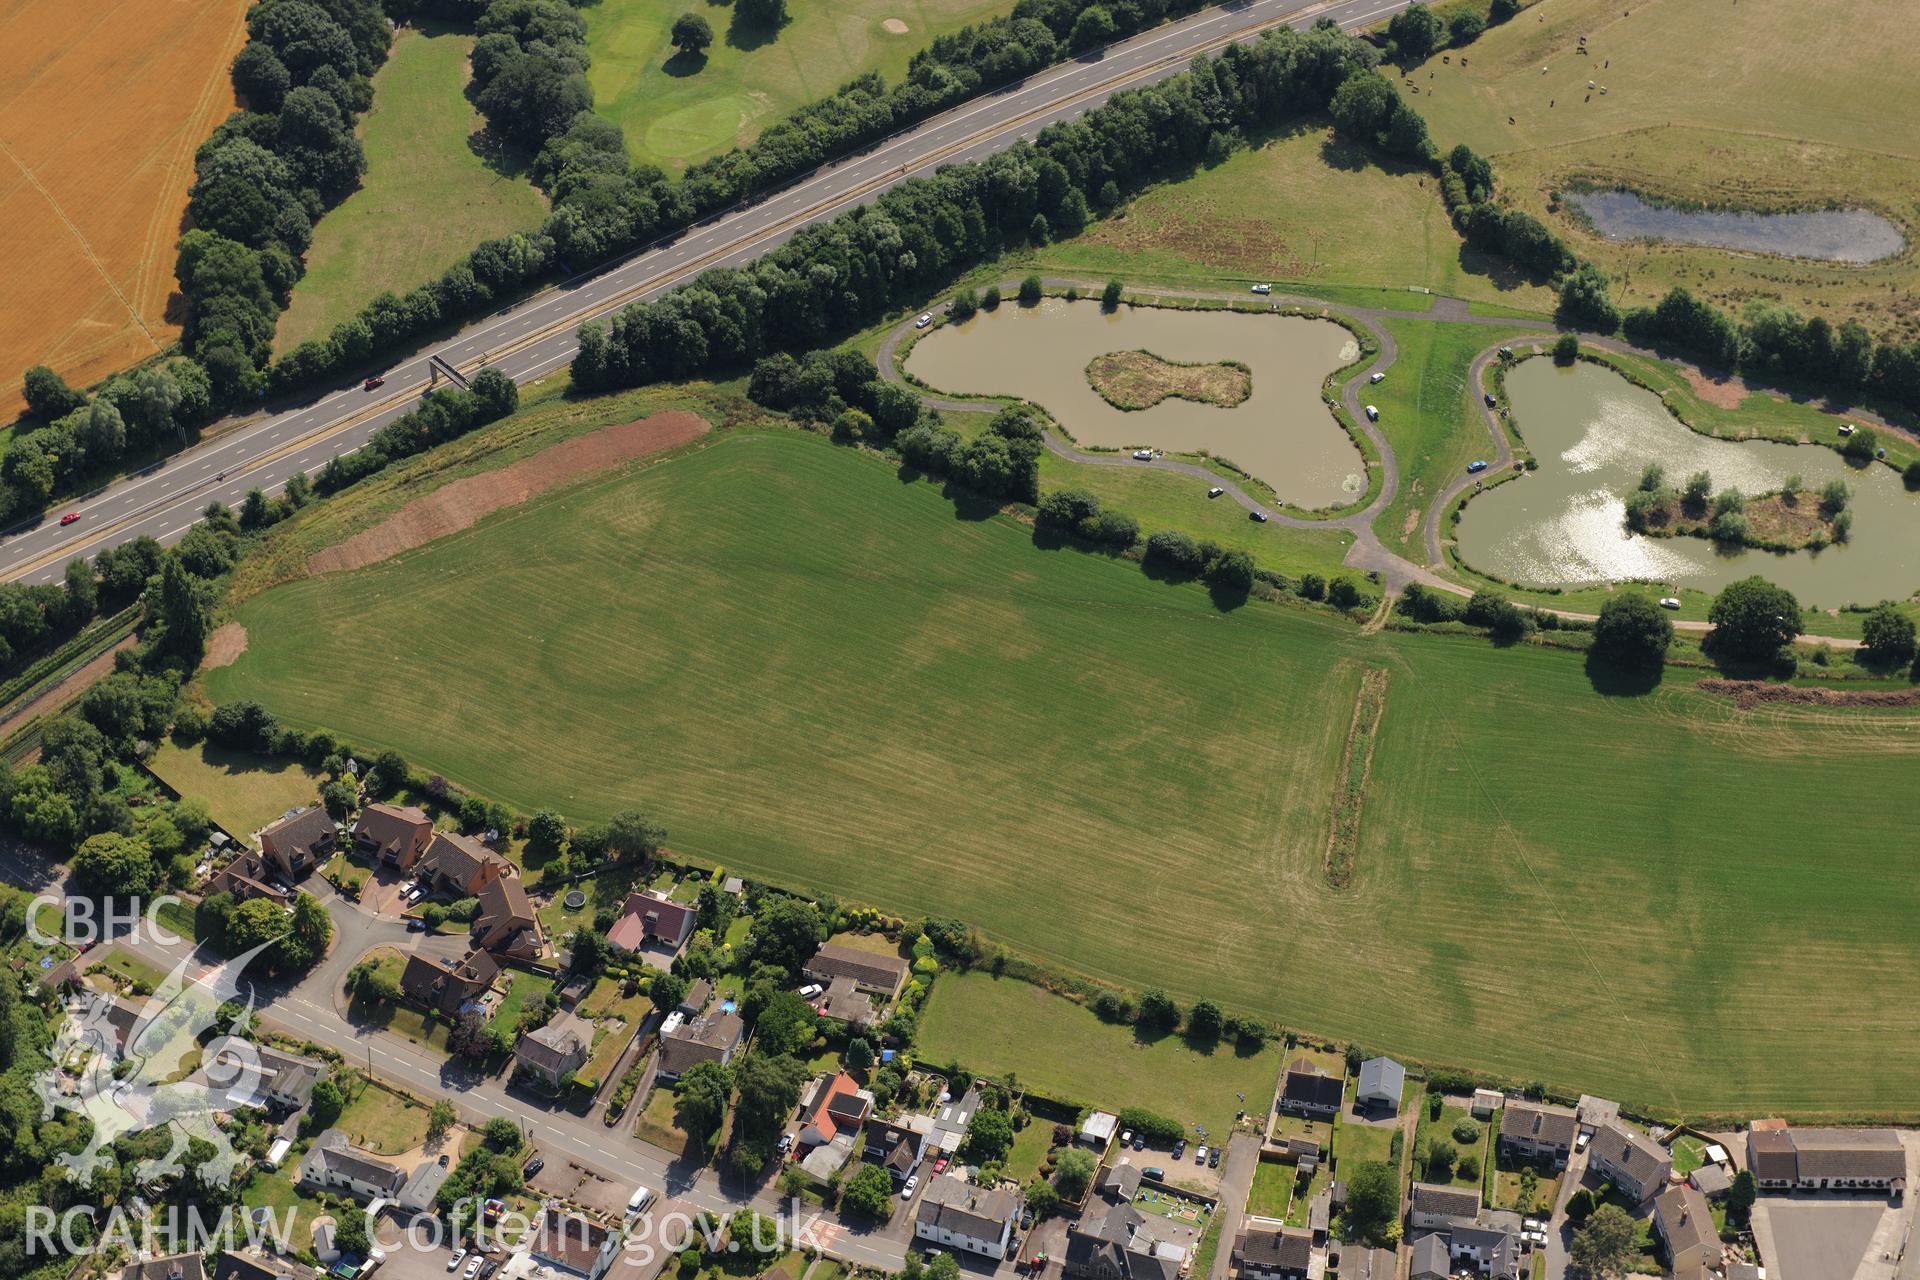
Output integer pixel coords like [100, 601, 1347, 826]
[0, 0, 1412, 588]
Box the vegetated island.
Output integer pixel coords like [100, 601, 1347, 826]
[1624, 463, 1852, 551]
[1086, 349, 1252, 411]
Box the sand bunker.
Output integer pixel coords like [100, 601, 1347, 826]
[203, 623, 250, 670]
[883, 18, 909, 33]
[308, 411, 708, 575]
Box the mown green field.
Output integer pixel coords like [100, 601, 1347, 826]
[584, 0, 1010, 174]
[277, 26, 548, 350]
[211, 426, 1920, 1115]
[1412, 0, 1920, 339]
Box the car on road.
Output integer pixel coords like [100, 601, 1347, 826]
[1207, 486, 1224, 498]
[914, 313, 934, 329]
[447, 1250, 466, 1272]
[1132, 449, 1153, 460]
[1369, 371, 1385, 384]
[1466, 460, 1488, 474]
[364, 376, 386, 391]
[408, 917, 428, 932]
[1364, 404, 1379, 421]
[59, 512, 79, 526]
[1659, 597, 1682, 610]
[627, 1186, 654, 1218]
[1249, 511, 1268, 523]
[902, 1174, 919, 1198]
[1251, 284, 1272, 295]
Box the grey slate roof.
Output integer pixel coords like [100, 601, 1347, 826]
[1231, 1218, 1311, 1272]
[1411, 1182, 1480, 1221]
[1410, 1234, 1449, 1280]
[1355, 1056, 1403, 1103]
[915, 1175, 1020, 1240]
[1499, 1102, 1579, 1148]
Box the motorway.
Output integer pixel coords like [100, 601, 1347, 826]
[0, 0, 1410, 586]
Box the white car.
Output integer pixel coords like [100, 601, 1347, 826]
[914, 313, 933, 329]
[1837, 422, 1855, 435]
[798, 983, 823, 998]
[1132, 449, 1154, 460]
[902, 1174, 920, 1198]
[1207, 486, 1224, 498]
[1659, 597, 1682, 610]
[463, 1260, 482, 1279]
[1368, 371, 1385, 384]
[1364, 405, 1380, 421]
[1251, 283, 1272, 295]
[627, 1186, 655, 1218]
[447, 1251, 466, 1272]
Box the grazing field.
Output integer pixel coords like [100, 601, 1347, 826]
[1035, 122, 1555, 314]
[1413, 0, 1920, 339]
[583, 0, 1011, 174]
[277, 25, 548, 351]
[210, 426, 1920, 1115]
[0, 0, 247, 417]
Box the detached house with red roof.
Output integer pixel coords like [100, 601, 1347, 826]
[607, 889, 698, 954]
[798, 1071, 873, 1148]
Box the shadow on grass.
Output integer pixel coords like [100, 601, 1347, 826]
[1583, 650, 1663, 696]
[662, 49, 708, 77]
[725, 10, 783, 52]
[465, 128, 537, 182]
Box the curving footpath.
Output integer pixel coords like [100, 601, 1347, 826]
[878, 281, 1872, 647]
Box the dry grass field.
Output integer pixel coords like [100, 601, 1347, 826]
[0, 0, 247, 418]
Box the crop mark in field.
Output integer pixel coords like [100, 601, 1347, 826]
[0, 138, 158, 351]
[1324, 666, 1388, 890]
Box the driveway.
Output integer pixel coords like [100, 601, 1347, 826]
[1209, 1136, 1260, 1280]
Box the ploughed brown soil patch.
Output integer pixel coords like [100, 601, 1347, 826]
[203, 623, 250, 670]
[1682, 366, 1748, 410]
[1086, 349, 1251, 411]
[1698, 679, 1920, 710]
[309, 411, 708, 575]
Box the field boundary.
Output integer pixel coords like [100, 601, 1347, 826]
[1324, 665, 1388, 889]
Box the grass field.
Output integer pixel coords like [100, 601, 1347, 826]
[1412, 0, 1920, 339]
[277, 25, 548, 351]
[147, 741, 322, 839]
[335, 1076, 432, 1154]
[211, 425, 1920, 1115]
[1033, 121, 1555, 315]
[1247, 1160, 1294, 1219]
[584, 0, 1011, 174]
[0, 0, 246, 418]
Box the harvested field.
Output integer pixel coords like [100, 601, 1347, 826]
[203, 623, 250, 671]
[0, 0, 247, 416]
[1697, 680, 1920, 711]
[307, 411, 707, 573]
[1086, 350, 1251, 411]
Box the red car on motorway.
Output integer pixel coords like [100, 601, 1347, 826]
[364, 375, 386, 390]
[59, 512, 80, 526]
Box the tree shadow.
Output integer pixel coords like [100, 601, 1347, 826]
[944, 483, 1003, 522]
[725, 9, 782, 52]
[1583, 650, 1663, 696]
[1208, 581, 1250, 612]
[662, 49, 708, 77]
[466, 128, 535, 182]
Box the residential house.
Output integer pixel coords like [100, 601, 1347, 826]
[913, 1176, 1023, 1260]
[473, 875, 540, 958]
[516, 1013, 593, 1089]
[1469, 1089, 1503, 1120]
[1690, 1164, 1732, 1199]
[1354, 1057, 1404, 1115]
[932, 1085, 983, 1163]
[400, 948, 500, 1018]
[797, 1072, 873, 1148]
[1588, 1122, 1672, 1204]
[418, 831, 512, 897]
[865, 1112, 935, 1182]
[656, 1010, 743, 1081]
[352, 803, 433, 867]
[1498, 1102, 1579, 1169]
[800, 1134, 856, 1186]
[678, 979, 712, 1016]
[1576, 1095, 1620, 1135]
[1747, 1127, 1906, 1195]
[803, 942, 909, 1001]
[1283, 1136, 1321, 1170]
[529, 1208, 621, 1280]
[213, 1253, 315, 1280]
[606, 890, 698, 954]
[398, 1156, 451, 1212]
[1229, 1217, 1312, 1280]
[123, 1253, 206, 1280]
[1653, 1185, 1717, 1275]
[1277, 1059, 1342, 1121]
[259, 807, 335, 880]
[206, 850, 287, 903]
[1409, 1183, 1480, 1232]
[1335, 1247, 1394, 1280]
[1097, 1162, 1143, 1203]
[253, 1045, 328, 1114]
[816, 975, 876, 1028]
[297, 1129, 406, 1203]
[1064, 1199, 1185, 1280]
[1409, 1234, 1449, 1280]
[1449, 1221, 1523, 1280]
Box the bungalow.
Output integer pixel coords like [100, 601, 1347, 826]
[530, 1208, 622, 1280]
[797, 1072, 873, 1148]
[1588, 1122, 1672, 1204]
[1354, 1057, 1404, 1115]
[1409, 1235, 1449, 1280]
[207, 850, 288, 903]
[298, 1128, 406, 1204]
[1277, 1059, 1342, 1121]
[657, 1010, 744, 1081]
[606, 890, 698, 954]
[352, 803, 433, 867]
[1498, 1102, 1579, 1169]
[1748, 1127, 1906, 1196]
[123, 1253, 206, 1280]
[516, 1013, 594, 1089]
[213, 1253, 315, 1280]
[865, 1112, 935, 1182]
[803, 942, 909, 1001]
[418, 831, 512, 897]
[259, 807, 335, 880]
[401, 948, 500, 1018]
[473, 875, 540, 958]
[1653, 1184, 1717, 1275]
[1230, 1216, 1312, 1280]
[1409, 1183, 1480, 1232]
[914, 1176, 1023, 1261]
[1065, 1200, 1184, 1280]
[1335, 1246, 1395, 1280]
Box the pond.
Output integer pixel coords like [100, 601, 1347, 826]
[1455, 360, 1920, 606]
[1566, 189, 1905, 265]
[906, 299, 1364, 509]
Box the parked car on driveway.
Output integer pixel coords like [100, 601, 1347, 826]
[447, 1250, 466, 1272]
[914, 313, 933, 329]
[523, 1156, 544, 1177]
[902, 1174, 919, 1198]
[1208, 1148, 1220, 1168]
[1194, 1145, 1208, 1164]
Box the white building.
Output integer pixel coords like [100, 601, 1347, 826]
[913, 1176, 1023, 1260]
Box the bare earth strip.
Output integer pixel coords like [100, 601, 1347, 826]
[307, 411, 709, 574]
[1697, 679, 1920, 710]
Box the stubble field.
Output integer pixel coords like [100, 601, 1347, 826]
[209, 426, 1920, 1117]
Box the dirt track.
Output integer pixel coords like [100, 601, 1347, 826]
[308, 411, 708, 575]
[1697, 678, 1920, 710]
